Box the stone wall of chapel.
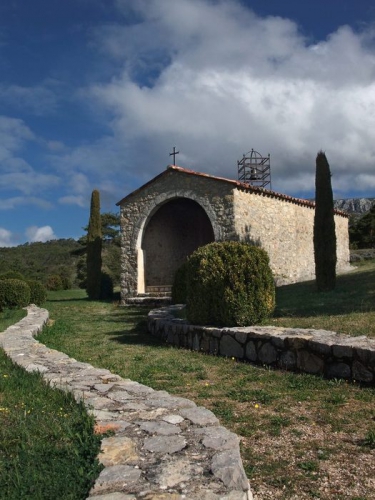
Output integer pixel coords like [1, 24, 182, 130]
[233, 189, 350, 285]
[119, 169, 351, 300]
[119, 170, 236, 300]
[335, 214, 351, 272]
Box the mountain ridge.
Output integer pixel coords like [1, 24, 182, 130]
[333, 198, 374, 216]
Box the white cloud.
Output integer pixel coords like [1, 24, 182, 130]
[47, 140, 66, 152]
[0, 82, 58, 115]
[0, 196, 53, 210]
[0, 115, 61, 208]
[86, 0, 375, 197]
[0, 228, 14, 247]
[0, 116, 35, 162]
[49, 136, 128, 176]
[58, 195, 86, 207]
[47, 136, 133, 204]
[25, 226, 57, 243]
[0, 170, 60, 195]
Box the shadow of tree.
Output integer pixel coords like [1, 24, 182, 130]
[274, 267, 375, 318]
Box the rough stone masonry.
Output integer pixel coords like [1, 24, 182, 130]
[0, 306, 253, 500]
[116, 165, 350, 302]
[148, 305, 375, 385]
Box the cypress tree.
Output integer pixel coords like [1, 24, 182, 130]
[313, 151, 337, 291]
[86, 190, 102, 299]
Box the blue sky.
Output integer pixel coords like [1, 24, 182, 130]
[1, 0, 374, 246]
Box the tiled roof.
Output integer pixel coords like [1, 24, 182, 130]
[117, 164, 349, 217]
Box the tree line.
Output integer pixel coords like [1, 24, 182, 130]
[0, 211, 121, 291]
[349, 205, 375, 249]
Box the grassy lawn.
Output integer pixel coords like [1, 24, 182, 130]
[0, 308, 26, 331]
[270, 259, 375, 338]
[37, 262, 375, 500]
[0, 309, 103, 500]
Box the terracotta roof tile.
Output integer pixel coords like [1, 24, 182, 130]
[116, 164, 349, 218]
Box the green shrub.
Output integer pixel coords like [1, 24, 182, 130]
[0, 271, 25, 281]
[185, 242, 275, 327]
[0, 279, 31, 311]
[27, 280, 47, 306]
[45, 275, 63, 291]
[59, 275, 72, 290]
[99, 272, 113, 300]
[172, 261, 189, 304]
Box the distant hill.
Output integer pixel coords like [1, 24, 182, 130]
[0, 237, 121, 288]
[0, 239, 81, 284]
[334, 198, 375, 216]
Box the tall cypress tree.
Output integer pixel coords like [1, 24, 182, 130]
[313, 151, 337, 291]
[86, 190, 102, 299]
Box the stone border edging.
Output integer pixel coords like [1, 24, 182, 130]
[0, 306, 253, 500]
[148, 305, 375, 385]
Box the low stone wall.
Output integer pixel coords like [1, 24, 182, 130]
[148, 305, 375, 385]
[0, 306, 252, 500]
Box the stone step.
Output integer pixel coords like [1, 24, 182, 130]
[125, 296, 172, 307]
[145, 285, 172, 294]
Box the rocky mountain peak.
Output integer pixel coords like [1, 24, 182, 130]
[333, 198, 375, 215]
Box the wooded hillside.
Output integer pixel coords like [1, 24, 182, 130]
[0, 238, 121, 288]
[0, 239, 81, 285]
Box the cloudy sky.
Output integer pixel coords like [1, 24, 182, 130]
[1, 0, 374, 246]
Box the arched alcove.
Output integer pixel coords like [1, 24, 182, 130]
[141, 198, 215, 291]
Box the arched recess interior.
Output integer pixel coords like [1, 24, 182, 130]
[141, 198, 215, 291]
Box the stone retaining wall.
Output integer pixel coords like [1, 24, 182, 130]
[148, 306, 375, 385]
[0, 306, 252, 500]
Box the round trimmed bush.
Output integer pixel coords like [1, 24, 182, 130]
[185, 242, 275, 327]
[27, 280, 47, 306]
[0, 279, 31, 310]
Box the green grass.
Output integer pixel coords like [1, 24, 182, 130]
[270, 259, 375, 337]
[0, 303, 103, 500]
[0, 350, 103, 499]
[38, 265, 375, 499]
[0, 308, 27, 332]
[3, 260, 375, 499]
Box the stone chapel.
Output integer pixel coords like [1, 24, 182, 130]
[116, 165, 350, 302]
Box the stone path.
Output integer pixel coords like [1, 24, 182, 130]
[0, 306, 252, 500]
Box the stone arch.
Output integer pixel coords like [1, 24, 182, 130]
[135, 193, 218, 293]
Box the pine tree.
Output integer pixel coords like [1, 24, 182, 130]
[313, 151, 337, 291]
[86, 190, 102, 299]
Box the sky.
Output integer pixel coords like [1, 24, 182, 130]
[0, 0, 374, 246]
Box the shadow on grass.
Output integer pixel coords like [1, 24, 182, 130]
[47, 296, 90, 302]
[107, 325, 172, 350]
[275, 266, 375, 318]
[104, 309, 168, 348]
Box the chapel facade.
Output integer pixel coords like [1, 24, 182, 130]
[116, 165, 350, 302]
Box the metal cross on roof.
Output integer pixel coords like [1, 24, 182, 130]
[169, 146, 179, 165]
